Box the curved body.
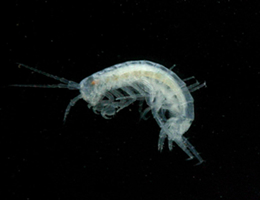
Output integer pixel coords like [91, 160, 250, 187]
[80, 60, 203, 164]
[14, 60, 204, 164]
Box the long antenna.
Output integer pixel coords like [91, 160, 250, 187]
[11, 63, 80, 90]
[11, 63, 83, 122]
[16, 63, 71, 84]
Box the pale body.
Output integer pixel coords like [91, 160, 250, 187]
[14, 60, 205, 164]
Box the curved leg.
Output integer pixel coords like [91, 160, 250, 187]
[63, 94, 82, 123]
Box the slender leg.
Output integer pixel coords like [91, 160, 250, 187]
[188, 81, 207, 92]
[175, 137, 204, 165]
[63, 94, 82, 123]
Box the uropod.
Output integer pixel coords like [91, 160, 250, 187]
[12, 60, 206, 165]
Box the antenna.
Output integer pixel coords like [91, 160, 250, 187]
[10, 63, 80, 90]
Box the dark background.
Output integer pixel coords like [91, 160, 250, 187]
[2, 0, 260, 199]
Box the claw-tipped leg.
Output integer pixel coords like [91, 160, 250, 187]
[175, 136, 204, 164]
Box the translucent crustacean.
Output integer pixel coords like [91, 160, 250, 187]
[12, 60, 206, 164]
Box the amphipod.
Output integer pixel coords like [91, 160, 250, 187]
[12, 60, 206, 164]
